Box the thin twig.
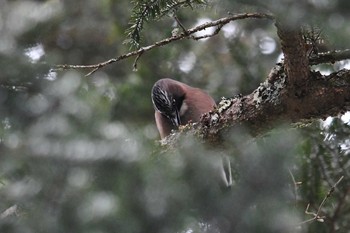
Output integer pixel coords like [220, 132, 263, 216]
[133, 49, 144, 71]
[289, 169, 302, 207]
[173, 13, 188, 34]
[54, 12, 274, 76]
[299, 175, 344, 225]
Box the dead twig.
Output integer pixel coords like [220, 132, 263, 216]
[132, 49, 144, 72]
[289, 169, 302, 207]
[299, 175, 344, 225]
[173, 13, 188, 35]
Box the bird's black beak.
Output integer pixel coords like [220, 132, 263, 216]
[170, 108, 181, 127]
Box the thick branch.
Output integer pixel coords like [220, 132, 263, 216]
[198, 68, 350, 141]
[276, 23, 309, 96]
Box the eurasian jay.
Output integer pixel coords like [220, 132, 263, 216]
[151, 78, 232, 187]
[151, 78, 216, 139]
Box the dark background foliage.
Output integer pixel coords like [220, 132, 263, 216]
[0, 0, 349, 232]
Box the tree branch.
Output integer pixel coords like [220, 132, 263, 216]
[310, 49, 350, 65]
[191, 23, 225, 41]
[54, 12, 274, 76]
[197, 67, 350, 141]
[276, 22, 310, 96]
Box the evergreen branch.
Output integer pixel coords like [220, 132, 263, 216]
[126, 0, 207, 48]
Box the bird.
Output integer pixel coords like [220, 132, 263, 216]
[151, 78, 232, 187]
[151, 78, 216, 139]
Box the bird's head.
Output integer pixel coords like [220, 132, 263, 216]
[151, 81, 184, 127]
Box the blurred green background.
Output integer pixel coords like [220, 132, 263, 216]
[0, 0, 349, 233]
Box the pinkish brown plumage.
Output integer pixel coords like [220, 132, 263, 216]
[152, 78, 216, 139]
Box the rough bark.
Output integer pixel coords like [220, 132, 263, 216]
[276, 22, 310, 97]
[199, 67, 350, 141]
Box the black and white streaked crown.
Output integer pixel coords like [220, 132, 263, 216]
[151, 84, 174, 116]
